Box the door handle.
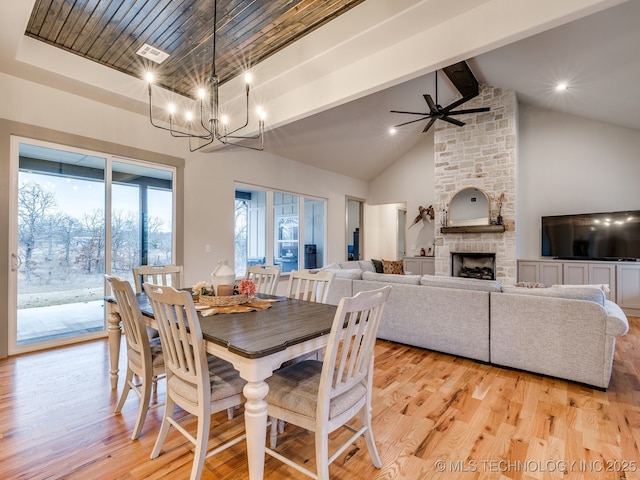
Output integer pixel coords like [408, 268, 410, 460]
[11, 253, 22, 272]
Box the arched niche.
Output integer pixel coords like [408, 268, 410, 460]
[448, 187, 490, 226]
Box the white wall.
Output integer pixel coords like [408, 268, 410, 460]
[367, 131, 435, 257]
[364, 203, 406, 260]
[517, 104, 640, 259]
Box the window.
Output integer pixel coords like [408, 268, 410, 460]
[11, 138, 175, 352]
[234, 186, 326, 276]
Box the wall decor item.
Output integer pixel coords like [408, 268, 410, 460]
[410, 205, 435, 228]
[426, 245, 435, 256]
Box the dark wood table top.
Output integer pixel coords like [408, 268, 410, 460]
[108, 293, 337, 359]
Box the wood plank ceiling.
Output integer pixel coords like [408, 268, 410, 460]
[25, 0, 366, 98]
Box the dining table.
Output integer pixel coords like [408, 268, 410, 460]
[105, 292, 337, 480]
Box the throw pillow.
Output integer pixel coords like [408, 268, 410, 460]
[371, 259, 384, 273]
[382, 259, 403, 275]
[515, 281, 545, 288]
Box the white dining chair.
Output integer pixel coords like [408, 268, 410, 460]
[133, 264, 184, 339]
[245, 264, 281, 295]
[265, 285, 392, 479]
[105, 275, 165, 440]
[286, 269, 334, 303]
[132, 264, 184, 294]
[143, 283, 246, 480]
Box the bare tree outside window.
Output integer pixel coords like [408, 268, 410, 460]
[18, 182, 56, 282]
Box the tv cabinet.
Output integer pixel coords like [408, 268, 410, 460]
[617, 264, 640, 311]
[403, 256, 435, 276]
[518, 259, 639, 314]
[518, 261, 563, 288]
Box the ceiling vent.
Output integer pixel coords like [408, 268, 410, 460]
[136, 44, 169, 64]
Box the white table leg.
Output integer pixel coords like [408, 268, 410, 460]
[106, 305, 122, 389]
[243, 380, 269, 480]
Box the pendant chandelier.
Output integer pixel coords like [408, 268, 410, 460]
[144, 0, 265, 152]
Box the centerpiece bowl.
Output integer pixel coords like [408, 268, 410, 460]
[197, 293, 249, 307]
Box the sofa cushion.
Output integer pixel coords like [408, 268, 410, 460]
[382, 259, 404, 275]
[324, 262, 341, 270]
[338, 261, 362, 270]
[420, 274, 503, 293]
[502, 285, 605, 306]
[361, 271, 421, 285]
[322, 268, 363, 280]
[358, 260, 376, 272]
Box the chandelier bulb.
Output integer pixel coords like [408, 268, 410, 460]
[244, 72, 252, 84]
[221, 115, 229, 125]
[198, 88, 206, 99]
[145, 71, 154, 83]
[168, 104, 176, 116]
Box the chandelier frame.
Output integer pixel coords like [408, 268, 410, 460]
[146, 0, 265, 152]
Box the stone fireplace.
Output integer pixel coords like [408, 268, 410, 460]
[451, 252, 496, 280]
[433, 85, 518, 285]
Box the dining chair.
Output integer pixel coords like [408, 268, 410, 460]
[286, 269, 334, 303]
[143, 283, 246, 480]
[132, 264, 184, 294]
[245, 264, 281, 295]
[265, 285, 392, 479]
[105, 275, 165, 440]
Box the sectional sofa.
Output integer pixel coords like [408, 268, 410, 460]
[321, 260, 629, 389]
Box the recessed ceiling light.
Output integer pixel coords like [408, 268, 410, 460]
[555, 82, 568, 91]
[389, 127, 397, 135]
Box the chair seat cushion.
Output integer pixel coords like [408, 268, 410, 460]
[128, 336, 164, 369]
[168, 356, 245, 405]
[266, 360, 366, 420]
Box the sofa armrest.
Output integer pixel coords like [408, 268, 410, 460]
[604, 300, 630, 336]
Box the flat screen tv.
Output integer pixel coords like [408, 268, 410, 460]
[541, 210, 640, 261]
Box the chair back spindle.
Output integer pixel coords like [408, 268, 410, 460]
[286, 269, 334, 303]
[245, 265, 281, 295]
[133, 265, 184, 294]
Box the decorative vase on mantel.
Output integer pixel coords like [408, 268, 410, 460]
[211, 259, 235, 296]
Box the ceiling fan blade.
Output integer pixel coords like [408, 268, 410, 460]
[441, 94, 477, 114]
[446, 107, 491, 115]
[441, 116, 465, 127]
[390, 110, 430, 115]
[442, 61, 480, 98]
[423, 94, 438, 113]
[422, 117, 437, 132]
[394, 116, 431, 128]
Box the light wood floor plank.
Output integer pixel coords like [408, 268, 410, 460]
[1, 317, 639, 479]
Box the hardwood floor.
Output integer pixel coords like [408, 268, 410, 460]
[1, 317, 639, 479]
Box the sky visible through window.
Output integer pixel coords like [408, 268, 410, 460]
[20, 171, 172, 232]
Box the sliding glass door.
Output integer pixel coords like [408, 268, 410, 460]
[10, 138, 175, 353]
[110, 161, 174, 285]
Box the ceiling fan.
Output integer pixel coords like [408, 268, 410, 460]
[391, 61, 490, 133]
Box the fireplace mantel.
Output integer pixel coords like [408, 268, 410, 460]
[441, 225, 505, 234]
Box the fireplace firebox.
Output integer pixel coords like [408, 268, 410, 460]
[451, 252, 496, 280]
